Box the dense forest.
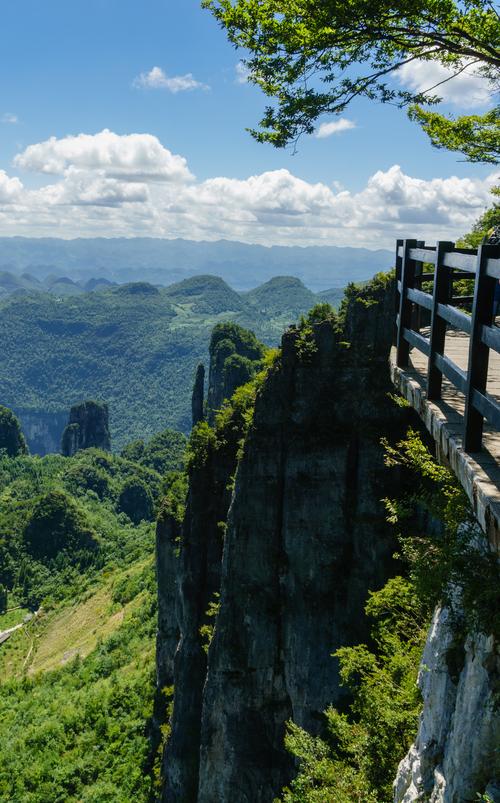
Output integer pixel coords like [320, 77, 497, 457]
[0, 275, 344, 450]
[0, 414, 187, 802]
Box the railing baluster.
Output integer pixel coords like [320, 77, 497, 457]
[395, 238, 404, 344]
[413, 240, 425, 331]
[464, 244, 497, 451]
[427, 241, 454, 400]
[396, 239, 417, 368]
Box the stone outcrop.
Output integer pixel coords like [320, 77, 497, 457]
[157, 277, 415, 803]
[196, 281, 407, 802]
[151, 507, 182, 763]
[156, 511, 182, 699]
[191, 364, 205, 427]
[0, 405, 28, 456]
[394, 606, 500, 803]
[206, 322, 265, 423]
[61, 400, 111, 456]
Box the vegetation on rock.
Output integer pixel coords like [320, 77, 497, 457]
[277, 428, 498, 801]
[0, 405, 28, 457]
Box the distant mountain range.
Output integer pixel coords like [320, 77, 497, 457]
[0, 270, 114, 300]
[0, 237, 393, 291]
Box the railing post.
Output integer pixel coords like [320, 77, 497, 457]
[464, 244, 496, 451]
[396, 239, 417, 367]
[427, 241, 454, 400]
[394, 239, 403, 345]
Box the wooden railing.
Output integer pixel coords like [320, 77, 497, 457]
[395, 238, 500, 451]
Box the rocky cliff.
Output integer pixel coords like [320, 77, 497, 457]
[191, 364, 205, 427]
[157, 276, 416, 802]
[0, 405, 28, 456]
[61, 400, 111, 456]
[394, 605, 500, 803]
[159, 404, 251, 800]
[206, 322, 265, 423]
[12, 407, 67, 455]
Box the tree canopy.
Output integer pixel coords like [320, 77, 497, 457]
[203, 0, 500, 162]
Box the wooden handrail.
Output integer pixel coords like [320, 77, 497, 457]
[395, 238, 500, 452]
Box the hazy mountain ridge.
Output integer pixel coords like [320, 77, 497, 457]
[0, 274, 348, 453]
[0, 236, 393, 291]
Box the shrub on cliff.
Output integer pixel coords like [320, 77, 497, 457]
[279, 429, 499, 802]
[186, 422, 217, 471]
[0, 406, 28, 457]
[24, 489, 97, 561]
[279, 577, 427, 803]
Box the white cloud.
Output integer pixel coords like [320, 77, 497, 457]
[397, 60, 493, 108]
[14, 129, 193, 183]
[133, 66, 209, 93]
[316, 119, 356, 139]
[0, 170, 23, 202]
[235, 61, 250, 84]
[36, 169, 150, 207]
[2, 113, 18, 124]
[1, 130, 497, 246]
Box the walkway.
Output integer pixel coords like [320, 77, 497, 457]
[390, 329, 500, 549]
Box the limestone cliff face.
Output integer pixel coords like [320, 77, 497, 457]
[152, 509, 181, 754]
[191, 364, 205, 427]
[61, 400, 111, 456]
[157, 278, 414, 802]
[12, 408, 67, 455]
[156, 513, 181, 691]
[160, 432, 240, 802]
[394, 606, 500, 803]
[196, 282, 407, 802]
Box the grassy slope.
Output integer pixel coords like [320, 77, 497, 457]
[0, 276, 337, 449]
[0, 450, 161, 803]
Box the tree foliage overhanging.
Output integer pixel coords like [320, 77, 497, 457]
[202, 0, 500, 162]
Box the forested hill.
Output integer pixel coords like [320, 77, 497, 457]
[0, 275, 346, 452]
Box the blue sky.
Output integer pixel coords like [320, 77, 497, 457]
[0, 0, 497, 246]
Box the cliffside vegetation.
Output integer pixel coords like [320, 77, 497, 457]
[0, 405, 28, 457]
[277, 429, 499, 802]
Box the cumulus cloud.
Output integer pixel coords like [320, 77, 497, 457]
[0, 170, 23, 202]
[14, 129, 193, 183]
[1, 130, 497, 246]
[36, 169, 150, 207]
[397, 60, 494, 108]
[133, 66, 209, 93]
[316, 119, 356, 139]
[2, 112, 18, 124]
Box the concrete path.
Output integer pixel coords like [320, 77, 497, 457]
[390, 329, 500, 549]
